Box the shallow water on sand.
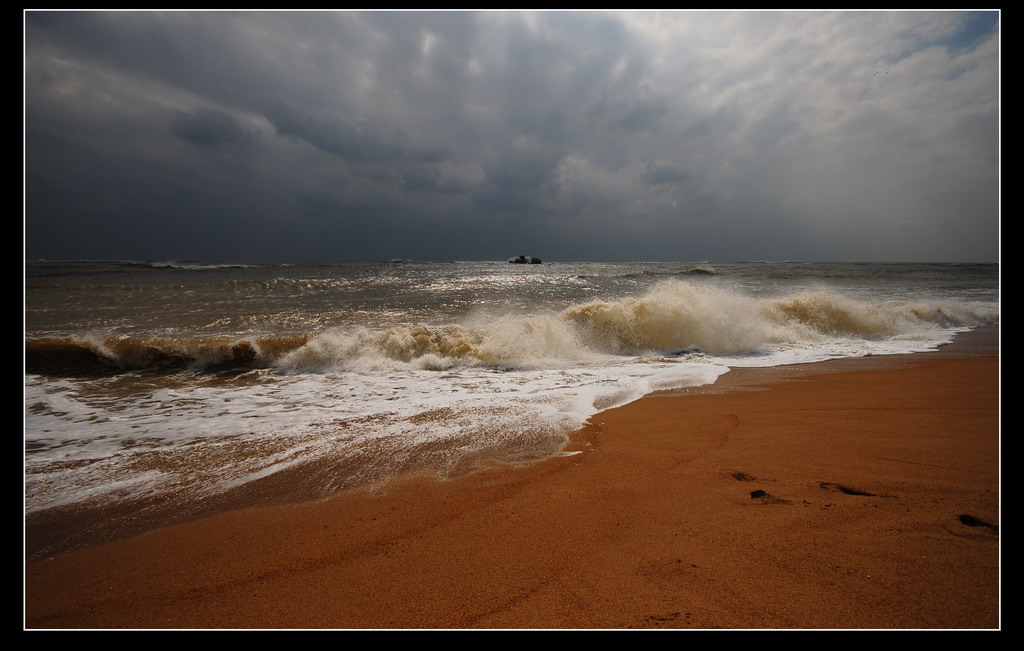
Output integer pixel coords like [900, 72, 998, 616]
[24, 260, 998, 558]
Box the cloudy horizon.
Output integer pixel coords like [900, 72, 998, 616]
[24, 10, 999, 263]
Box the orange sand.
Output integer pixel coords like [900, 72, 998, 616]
[24, 328, 999, 629]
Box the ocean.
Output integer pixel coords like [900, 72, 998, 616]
[24, 260, 999, 559]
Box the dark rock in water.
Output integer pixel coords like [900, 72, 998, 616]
[509, 255, 542, 264]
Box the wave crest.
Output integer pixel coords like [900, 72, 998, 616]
[26, 280, 997, 376]
[561, 282, 768, 355]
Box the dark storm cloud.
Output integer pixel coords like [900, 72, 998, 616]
[25, 10, 999, 262]
[608, 97, 668, 133]
[644, 163, 689, 186]
[173, 108, 252, 147]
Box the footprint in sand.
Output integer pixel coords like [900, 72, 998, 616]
[749, 489, 790, 505]
[730, 470, 757, 482]
[817, 481, 876, 497]
[958, 514, 998, 533]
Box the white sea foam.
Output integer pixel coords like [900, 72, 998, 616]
[268, 280, 994, 372]
[24, 262, 999, 546]
[24, 358, 728, 515]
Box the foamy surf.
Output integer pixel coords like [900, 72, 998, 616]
[27, 280, 994, 374]
[24, 260, 998, 559]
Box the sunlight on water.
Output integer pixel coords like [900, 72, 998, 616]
[24, 260, 998, 557]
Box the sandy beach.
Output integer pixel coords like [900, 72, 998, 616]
[24, 327, 999, 630]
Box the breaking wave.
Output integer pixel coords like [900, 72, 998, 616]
[25, 281, 996, 376]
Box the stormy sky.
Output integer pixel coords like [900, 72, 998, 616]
[24, 10, 999, 262]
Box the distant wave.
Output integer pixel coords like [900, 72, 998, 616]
[622, 267, 717, 278]
[148, 260, 259, 270]
[29, 259, 265, 271]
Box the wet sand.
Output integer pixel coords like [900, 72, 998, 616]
[24, 327, 999, 629]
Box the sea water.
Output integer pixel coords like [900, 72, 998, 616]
[24, 260, 998, 558]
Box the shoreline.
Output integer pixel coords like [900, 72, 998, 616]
[25, 326, 999, 629]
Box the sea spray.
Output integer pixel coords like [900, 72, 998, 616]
[25, 260, 998, 559]
[562, 281, 775, 355]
